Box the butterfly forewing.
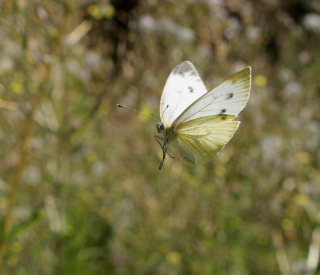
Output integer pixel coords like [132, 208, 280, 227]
[173, 67, 251, 127]
[174, 115, 240, 164]
[160, 61, 207, 128]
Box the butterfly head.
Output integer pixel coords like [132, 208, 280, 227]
[156, 122, 165, 134]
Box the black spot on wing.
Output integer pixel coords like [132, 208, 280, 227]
[174, 70, 185, 76]
[227, 93, 233, 99]
[173, 62, 192, 76]
[188, 86, 194, 93]
[220, 109, 226, 114]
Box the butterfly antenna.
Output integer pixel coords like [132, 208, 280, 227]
[160, 104, 169, 121]
[117, 104, 158, 122]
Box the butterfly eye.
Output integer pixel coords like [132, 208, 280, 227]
[156, 123, 164, 133]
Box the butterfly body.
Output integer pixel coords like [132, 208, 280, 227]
[158, 61, 251, 169]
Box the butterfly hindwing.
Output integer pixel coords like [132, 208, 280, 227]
[160, 61, 207, 128]
[173, 67, 251, 126]
[173, 115, 240, 164]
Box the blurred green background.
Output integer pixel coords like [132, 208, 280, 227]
[0, 0, 319, 274]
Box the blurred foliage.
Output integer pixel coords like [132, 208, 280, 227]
[0, 0, 319, 274]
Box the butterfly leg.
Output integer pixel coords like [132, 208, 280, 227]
[159, 146, 166, 170]
[159, 138, 171, 170]
[154, 135, 164, 148]
[154, 135, 175, 159]
[155, 136, 166, 168]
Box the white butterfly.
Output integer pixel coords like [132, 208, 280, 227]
[156, 61, 251, 169]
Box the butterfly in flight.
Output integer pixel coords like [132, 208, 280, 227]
[155, 61, 251, 169]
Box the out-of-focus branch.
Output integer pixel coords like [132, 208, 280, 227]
[272, 230, 292, 275]
[0, 73, 48, 274]
[64, 20, 93, 46]
[306, 227, 320, 274]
